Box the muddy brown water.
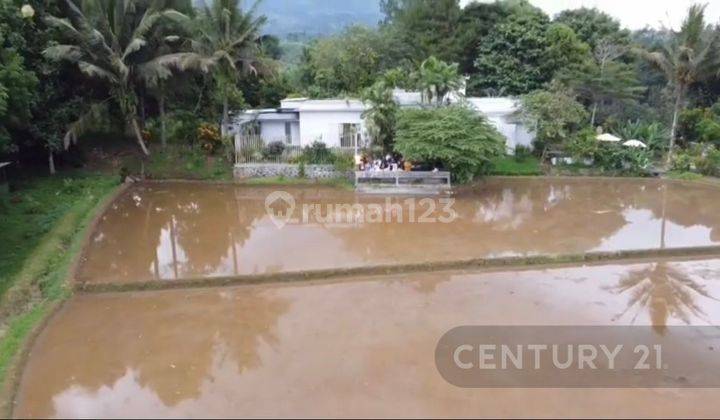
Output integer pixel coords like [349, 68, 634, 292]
[15, 259, 720, 418]
[77, 178, 720, 284]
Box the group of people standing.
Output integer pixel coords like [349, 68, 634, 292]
[356, 153, 413, 172]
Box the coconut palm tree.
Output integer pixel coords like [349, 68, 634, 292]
[188, 0, 267, 136]
[136, 1, 194, 148]
[639, 4, 720, 164]
[415, 56, 463, 106]
[362, 79, 398, 152]
[43, 0, 189, 155]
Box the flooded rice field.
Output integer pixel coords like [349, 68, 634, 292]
[15, 259, 720, 418]
[77, 178, 720, 284]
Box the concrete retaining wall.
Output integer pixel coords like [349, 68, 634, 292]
[234, 163, 349, 180]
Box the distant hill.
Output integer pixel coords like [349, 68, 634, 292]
[254, 0, 382, 38]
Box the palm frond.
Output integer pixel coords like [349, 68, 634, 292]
[641, 50, 673, 78]
[63, 101, 110, 149]
[43, 16, 82, 40]
[43, 45, 84, 62]
[122, 37, 147, 60]
[78, 61, 119, 82]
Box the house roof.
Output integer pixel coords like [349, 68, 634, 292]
[466, 97, 520, 116]
[237, 94, 521, 119]
[280, 98, 366, 112]
[235, 108, 299, 123]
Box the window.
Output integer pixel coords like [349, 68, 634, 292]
[340, 123, 360, 148]
[284, 122, 292, 144]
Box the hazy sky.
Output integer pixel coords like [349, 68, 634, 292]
[460, 0, 720, 30]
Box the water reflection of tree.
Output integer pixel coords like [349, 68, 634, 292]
[329, 179, 629, 262]
[605, 262, 719, 334]
[79, 186, 170, 281]
[23, 288, 291, 417]
[630, 181, 720, 244]
[80, 184, 268, 281]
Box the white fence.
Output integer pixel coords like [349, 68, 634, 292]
[234, 134, 360, 164]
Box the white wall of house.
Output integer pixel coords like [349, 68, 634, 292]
[467, 98, 534, 153]
[260, 120, 300, 145]
[236, 96, 535, 153]
[260, 120, 287, 143]
[299, 110, 365, 147]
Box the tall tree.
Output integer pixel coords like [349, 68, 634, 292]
[44, 0, 189, 155]
[639, 4, 720, 163]
[0, 0, 39, 157]
[362, 72, 399, 152]
[554, 7, 630, 50]
[136, 0, 193, 148]
[557, 39, 644, 126]
[520, 88, 588, 157]
[380, 0, 462, 64]
[470, 5, 587, 96]
[456, 0, 513, 74]
[188, 0, 267, 136]
[0, 10, 37, 155]
[300, 26, 383, 97]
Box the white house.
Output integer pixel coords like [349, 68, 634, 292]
[231, 90, 534, 153]
[466, 97, 535, 152]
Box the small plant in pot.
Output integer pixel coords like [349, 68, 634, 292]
[262, 141, 286, 161]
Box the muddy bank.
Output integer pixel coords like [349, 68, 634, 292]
[16, 259, 720, 417]
[76, 178, 720, 285]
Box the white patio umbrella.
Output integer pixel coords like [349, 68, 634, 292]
[623, 139, 647, 148]
[596, 133, 621, 142]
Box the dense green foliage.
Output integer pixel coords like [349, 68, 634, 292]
[362, 76, 398, 153]
[0, 2, 36, 153]
[1, 0, 720, 178]
[520, 89, 588, 153]
[638, 4, 720, 162]
[0, 0, 280, 171]
[471, 8, 585, 95]
[394, 105, 505, 182]
[554, 7, 631, 49]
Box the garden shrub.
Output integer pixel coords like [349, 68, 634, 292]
[301, 141, 333, 164]
[519, 89, 588, 155]
[262, 141, 286, 160]
[695, 146, 720, 176]
[197, 123, 222, 154]
[237, 144, 262, 163]
[147, 110, 202, 145]
[332, 152, 354, 172]
[394, 105, 505, 182]
[671, 151, 694, 172]
[620, 148, 651, 174]
[613, 120, 669, 156]
[594, 144, 650, 174]
[565, 129, 598, 161]
[513, 145, 532, 161]
[697, 118, 720, 144]
[679, 105, 720, 145]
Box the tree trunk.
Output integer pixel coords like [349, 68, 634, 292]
[139, 94, 146, 125]
[590, 102, 598, 127]
[159, 93, 167, 149]
[221, 97, 229, 137]
[48, 150, 56, 175]
[667, 85, 685, 166]
[131, 118, 151, 156]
